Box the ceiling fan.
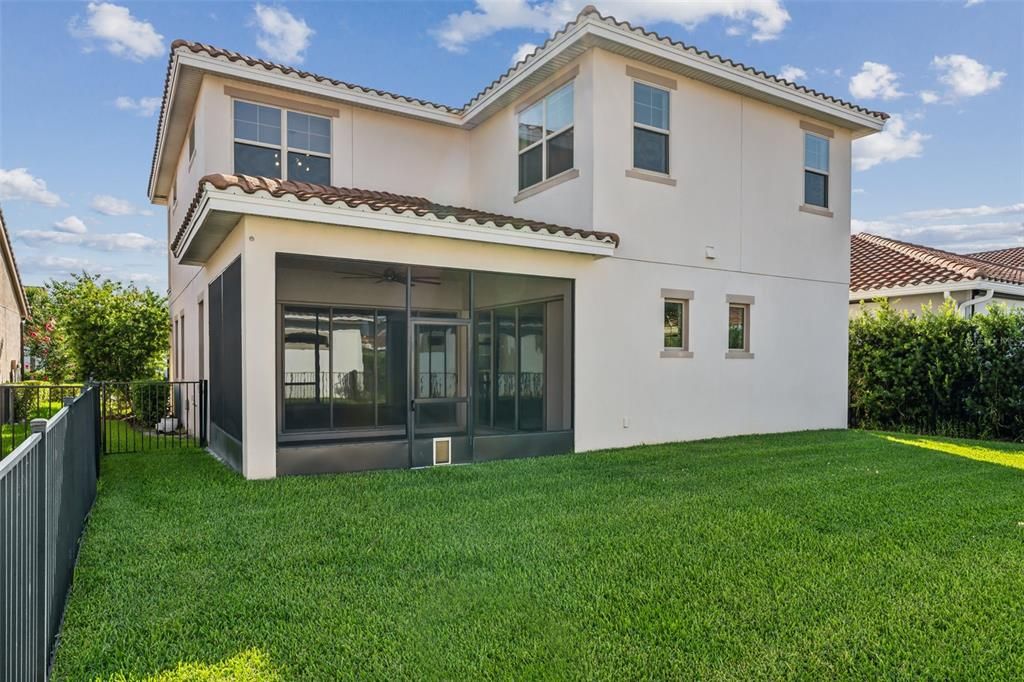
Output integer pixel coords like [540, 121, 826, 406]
[334, 267, 441, 286]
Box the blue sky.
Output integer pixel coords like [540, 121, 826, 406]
[1, 0, 1021, 292]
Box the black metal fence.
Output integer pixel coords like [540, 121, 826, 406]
[0, 386, 99, 680]
[99, 380, 206, 454]
[0, 384, 82, 460]
[0, 381, 208, 458]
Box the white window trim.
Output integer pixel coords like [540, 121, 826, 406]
[232, 98, 332, 183]
[802, 131, 830, 212]
[725, 295, 754, 359]
[660, 288, 693, 358]
[517, 82, 575, 192]
[630, 79, 672, 178]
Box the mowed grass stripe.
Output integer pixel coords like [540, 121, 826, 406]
[52, 430, 1024, 680]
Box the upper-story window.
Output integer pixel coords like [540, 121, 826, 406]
[804, 132, 829, 208]
[233, 100, 331, 185]
[187, 121, 196, 161]
[633, 82, 670, 174]
[518, 82, 574, 191]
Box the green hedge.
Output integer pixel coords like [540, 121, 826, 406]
[849, 300, 1024, 440]
[130, 381, 170, 427]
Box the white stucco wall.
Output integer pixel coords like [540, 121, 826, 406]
[164, 45, 860, 478]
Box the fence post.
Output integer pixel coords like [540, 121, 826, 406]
[30, 417, 47, 677]
[200, 380, 208, 447]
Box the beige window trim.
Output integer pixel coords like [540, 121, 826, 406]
[799, 204, 834, 218]
[626, 168, 677, 186]
[800, 120, 834, 139]
[661, 349, 694, 359]
[726, 294, 755, 305]
[725, 350, 755, 360]
[513, 168, 579, 203]
[224, 85, 340, 118]
[661, 288, 694, 300]
[626, 65, 677, 90]
[515, 65, 580, 114]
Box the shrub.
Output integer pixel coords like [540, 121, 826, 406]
[130, 381, 170, 427]
[850, 300, 1024, 441]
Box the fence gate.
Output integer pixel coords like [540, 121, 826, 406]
[98, 381, 207, 454]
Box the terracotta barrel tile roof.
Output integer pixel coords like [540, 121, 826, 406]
[968, 246, 1024, 270]
[150, 5, 888, 196]
[477, 5, 889, 121]
[851, 232, 1024, 292]
[171, 174, 620, 255]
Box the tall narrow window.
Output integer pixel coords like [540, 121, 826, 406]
[664, 300, 686, 350]
[518, 82, 574, 191]
[234, 101, 281, 178]
[804, 132, 829, 208]
[633, 82, 670, 174]
[188, 121, 196, 160]
[286, 111, 331, 184]
[728, 304, 750, 353]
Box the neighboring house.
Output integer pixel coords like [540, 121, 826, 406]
[0, 208, 29, 382]
[151, 6, 886, 479]
[850, 233, 1024, 317]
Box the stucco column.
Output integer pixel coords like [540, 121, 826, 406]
[240, 217, 277, 479]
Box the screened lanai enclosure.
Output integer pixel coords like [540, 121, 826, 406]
[276, 255, 573, 474]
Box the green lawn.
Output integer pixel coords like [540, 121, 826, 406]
[53, 430, 1024, 680]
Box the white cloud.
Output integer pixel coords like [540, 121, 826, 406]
[852, 115, 928, 171]
[0, 168, 62, 206]
[70, 2, 164, 61]
[253, 4, 314, 63]
[853, 218, 1023, 252]
[964, 0, 984, 6]
[725, 25, 745, 37]
[432, 0, 790, 53]
[778, 65, 806, 83]
[23, 255, 99, 273]
[848, 62, 905, 100]
[114, 95, 161, 117]
[17, 230, 164, 253]
[932, 54, 1005, 98]
[54, 216, 88, 234]
[899, 203, 1024, 221]
[852, 188, 866, 195]
[90, 194, 151, 216]
[511, 42, 539, 66]
[919, 90, 940, 104]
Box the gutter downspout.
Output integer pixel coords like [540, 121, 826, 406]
[957, 289, 995, 318]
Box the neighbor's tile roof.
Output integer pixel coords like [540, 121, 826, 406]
[968, 246, 1024, 270]
[851, 232, 1024, 292]
[150, 6, 888, 195]
[170, 174, 620, 255]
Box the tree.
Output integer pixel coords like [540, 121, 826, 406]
[23, 285, 75, 381]
[49, 274, 169, 381]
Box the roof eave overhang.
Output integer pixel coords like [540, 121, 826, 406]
[849, 280, 1024, 301]
[175, 188, 617, 265]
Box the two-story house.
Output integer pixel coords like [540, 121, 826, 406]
[150, 6, 887, 478]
